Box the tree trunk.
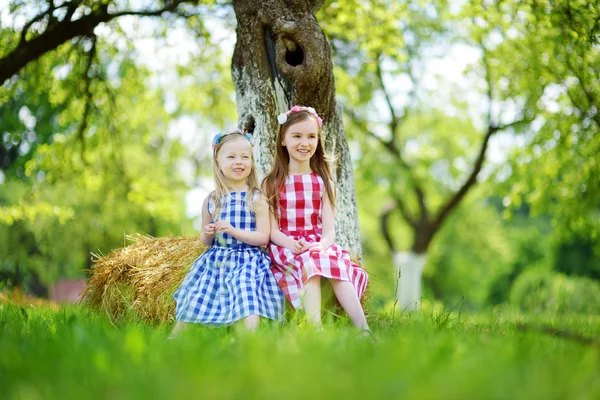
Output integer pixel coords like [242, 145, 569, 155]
[394, 251, 427, 312]
[382, 209, 434, 312]
[231, 0, 361, 255]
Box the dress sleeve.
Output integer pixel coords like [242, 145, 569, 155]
[207, 191, 215, 216]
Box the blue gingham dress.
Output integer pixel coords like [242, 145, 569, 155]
[173, 191, 284, 325]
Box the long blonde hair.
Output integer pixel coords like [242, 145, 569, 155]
[262, 110, 335, 219]
[212, 134, 260, 216]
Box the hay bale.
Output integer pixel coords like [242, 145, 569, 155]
[84, 234, 370, 325]
[83, 235, 206, 324]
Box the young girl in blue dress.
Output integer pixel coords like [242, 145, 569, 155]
[171, 129, 284, 336]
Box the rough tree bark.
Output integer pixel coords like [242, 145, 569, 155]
[231, 0, 361, 255]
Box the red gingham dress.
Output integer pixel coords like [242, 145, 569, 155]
[268, 172, 368, 309]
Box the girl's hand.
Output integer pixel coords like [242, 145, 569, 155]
[203, 223, 216, 238]
[215, 220, 235, 235]
[304, 242, 324, 253]
[292, 238, 307, 254]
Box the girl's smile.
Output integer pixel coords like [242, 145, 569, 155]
[282, 118, 319, 165]
[217, 136, 253, 187]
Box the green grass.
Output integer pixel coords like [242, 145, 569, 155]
[1, 304, 599, 400]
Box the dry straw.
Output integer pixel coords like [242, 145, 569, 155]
[83, 235, 206, 325]
[83, 234, 370, 325]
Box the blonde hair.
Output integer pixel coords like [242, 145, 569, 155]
[262, 110, 335, 219]
[211, 133, 260, 216]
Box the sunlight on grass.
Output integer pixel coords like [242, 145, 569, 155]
[1, 304, 599, 399]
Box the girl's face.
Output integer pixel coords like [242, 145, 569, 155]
[216, 136, 253, 186]
[281, 117, 319, 165]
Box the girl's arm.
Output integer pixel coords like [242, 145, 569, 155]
[269, 211, 301, 252]
[214, 195, 270, 246]
[261, 185, 302, 253]
[199, 195, 216, 246]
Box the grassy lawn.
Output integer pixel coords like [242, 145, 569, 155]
[1, 304, 599, 400]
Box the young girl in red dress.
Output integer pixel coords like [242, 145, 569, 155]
[263, 105, 370, 333]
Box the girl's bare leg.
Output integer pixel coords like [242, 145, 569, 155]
[330, 280, 370, 331]
[169, 321, 188, 339]
[244, 314, 260, 331]
[300, 275, 322, 327]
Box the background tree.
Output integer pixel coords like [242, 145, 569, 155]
[0, 0, 234, 291]
[319, 0, 533, 310]
[0, 0, 364, 297]
[1, 0, 598, 312]
[319, 0, 598, 310]
[494, 0, 600, 241]
[2, 0, 363, 254]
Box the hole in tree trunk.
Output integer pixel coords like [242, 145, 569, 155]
[283, 38, 304, 67]
[242, 115, 255, 134]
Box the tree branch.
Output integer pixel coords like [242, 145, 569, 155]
[19, 3, 66, 45]
[345, 106, 429, 213]
[346, 107, 400, 156]
[1, 1, 192, 85]
[431, 42, 533, 231]
[345, 106, 430, 225]
[432, 117, 530, 231]
[380, 194, 419, 253]
[380, 201, 397, 253]
[375, 53, 399, 138]
[63, 1, 79, 23]
[374, 52, 429, 222]
[564, 85, 600, 130]
[565, 53, 600, 129]
[390, 194, 417, 228]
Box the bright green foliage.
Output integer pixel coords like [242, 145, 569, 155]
[319, 0, 599, 306]
[511, 268, 600, 315]
[0, 3, 235, 287]
[486, 214, 554, 305]
[554, 233, 600, 280]
[461, 0, 600, 243]
[1, 0, 599, 309]
[320, 0, 510, 233]
[355, 173, 407, 305]
[1, 305, 599, 399]
[0, 54, 193, 282]
[357, 179, 518, 309]
[426, 196, 515, 308]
